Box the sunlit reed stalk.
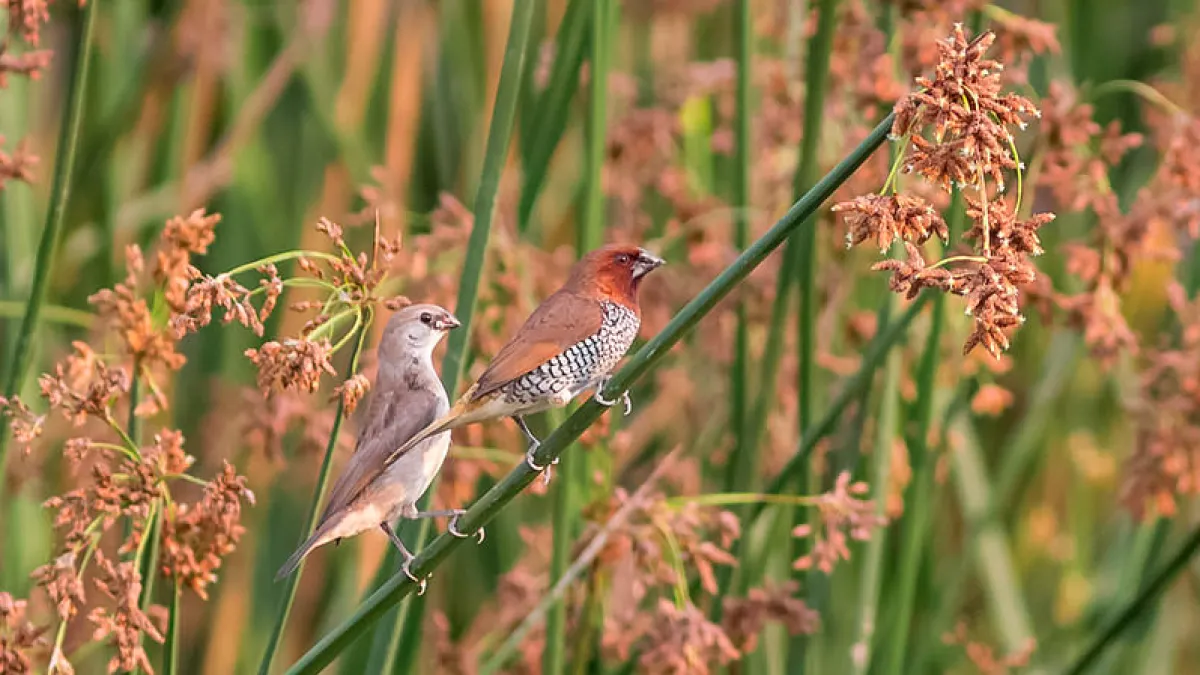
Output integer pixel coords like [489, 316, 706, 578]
[879, 192, 958, 675]
[382, 4, 536, 672]
[284, 113, 897, 675]
[0, 0, 98, 502]
[545, 1, 614, 670]
[256, 316, 371, 675]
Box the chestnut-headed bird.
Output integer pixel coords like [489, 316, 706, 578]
[276, 304, 472, 587]
[385, 245, 665, 482]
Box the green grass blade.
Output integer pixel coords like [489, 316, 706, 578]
[256, 319, 371, 675]
[283, 112, 897, 675]
[0, 0, 98, 497]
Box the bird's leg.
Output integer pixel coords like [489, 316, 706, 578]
[380, 521, 428, 595]
[515, 415, 557, 485]
[592, 375, 633, 415]
[447, 512, 486, 544]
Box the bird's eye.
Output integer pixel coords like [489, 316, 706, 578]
[616, 254, 631, 265]
[420, 313, 432, 324]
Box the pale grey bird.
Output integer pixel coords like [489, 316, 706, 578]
[275, 304, 479, 587]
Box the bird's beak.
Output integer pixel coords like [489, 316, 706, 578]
[436, 314, 461, 331]
[632, 249, 666, 279]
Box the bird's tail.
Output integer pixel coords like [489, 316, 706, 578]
[384, 398, 479, 466]
[275, 519, 338, 581]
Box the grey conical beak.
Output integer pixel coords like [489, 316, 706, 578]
[437, 313, 461, 331]
[633, 249, 665, 278]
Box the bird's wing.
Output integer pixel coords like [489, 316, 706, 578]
[471, 291, 604, 400]
[318, 385, 443, 523]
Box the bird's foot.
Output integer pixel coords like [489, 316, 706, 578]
[593, 378, 633, 415]
[524, 443, 559, 486]
[400, 557, 429, 596]
[447, 512, 486, 544]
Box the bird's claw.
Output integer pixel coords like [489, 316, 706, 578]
[447, 513, 486, 544]
[400, 558, 429, 595]
[593, 379, 633, 415]
[524, 446, 559, 486]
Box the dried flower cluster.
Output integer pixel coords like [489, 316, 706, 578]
[792, 471, 887, 573]
[943, 622, 1037, 674]
[1, 210, 254, 674]
[835, 26, 1056, 358]
[0, 592, 46, 674]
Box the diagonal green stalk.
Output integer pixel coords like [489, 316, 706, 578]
[256, 315, 371, 675]
[1062, 524, 1200, 675]
[0, 0, 98, 500]
[284, 112, 898, 675]
[545, 2, 613, 671]
[377, 4, 536, 672]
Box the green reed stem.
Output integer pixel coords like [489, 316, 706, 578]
[283, 112, 898, 675]
[257, 313, 371, 675]
[382, 4, 536, 672]
[725, 0, 753, 498]
[163, 577, 181, 675]
[545, 1, 613, 670]
[795, 0, 841, 433]
[0, 301, 94, 328]
[0, 0, 98, 498]
[880, 190, 957, 675]
[518, 0, 591, 232]
[850, 320, 899, 675]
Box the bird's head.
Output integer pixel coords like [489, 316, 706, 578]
[566, 244, 665, 308]
[381, 303, 460, 357]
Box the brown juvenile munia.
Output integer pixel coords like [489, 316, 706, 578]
[384, 245, 665, 483]
[275, 304, 477, 587]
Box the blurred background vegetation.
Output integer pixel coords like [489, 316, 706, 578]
[3, 0, 1200, 673]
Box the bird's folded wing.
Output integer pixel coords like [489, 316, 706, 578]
[470, 291, 604, 400]
[318, 387, 442, 522]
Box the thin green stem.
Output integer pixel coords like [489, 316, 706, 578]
[162, 577, 182, 675]
[256, 311, 371, 675]
[851, 334, 900, 675]
[222, 250, 342, 278]
[0, 0, 99, 496]
[285, 113, 896, 675]
[664, 493, 819, 509]
[0, 301, 94, 328]
[1087, 79, 1186, 116]
[381, 4, 536, 672]
[727, 0, 753, 502]
[880, 192, 958, 675]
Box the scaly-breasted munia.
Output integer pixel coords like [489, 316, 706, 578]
[276, 304, 473, 587]
[384, 245, 665, 482]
